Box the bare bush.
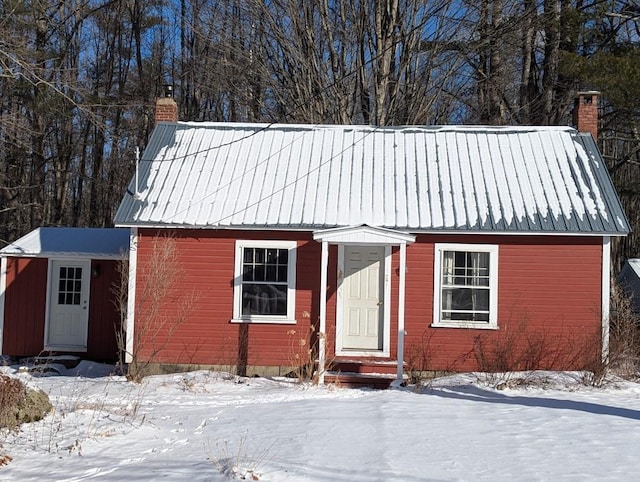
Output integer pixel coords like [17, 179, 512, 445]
[470, 285, 640, 388]
[405, 331, 435, 385]
[114, 236, 199, 382]
[608, 283, 640, 377]
[577, 284, 640, 387]
[112, 254, 129, 373]
[472, 319, 530, 375]
[471, 316, 570, 387]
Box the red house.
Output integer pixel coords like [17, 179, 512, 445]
[0, 227, 129, 362]
[113, 92, 629, 383]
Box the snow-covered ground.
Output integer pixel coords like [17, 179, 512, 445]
[1, 362, 640, 481]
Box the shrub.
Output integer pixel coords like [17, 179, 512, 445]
[608, 283, 640, 377]
[0, 375, 24, 425]
[405, 331, 435, 384]
[0, 375, 52, 430]
[114, 236, 199, 381]
[577, 284, 640, 387]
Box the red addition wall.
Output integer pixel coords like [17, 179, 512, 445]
[2, 257, 48, 356]
[134, 229, 604, 373]
[2, 257, 122, 362]
[86, 259, 122, 361]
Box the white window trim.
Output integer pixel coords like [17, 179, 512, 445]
[231, 240, 297, 324]
[432, 243, 499, 330]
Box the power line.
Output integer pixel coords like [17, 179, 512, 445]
[135, 1, 454, 224]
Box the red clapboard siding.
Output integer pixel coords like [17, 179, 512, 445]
[402, 235, 603, 371]
[134, 229, 320, 367]
[134, 229, 605, 372]
[86, 260, 122, 361]
[3, 257, 48, 356]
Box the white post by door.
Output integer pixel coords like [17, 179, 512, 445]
[318, 240, 328, 384]
[397, 243, 407, 383]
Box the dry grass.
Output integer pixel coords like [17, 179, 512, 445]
[208, 435, 274, 480]
[286, 324, 317, 383]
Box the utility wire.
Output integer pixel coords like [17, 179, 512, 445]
[135, 1, 453, 223]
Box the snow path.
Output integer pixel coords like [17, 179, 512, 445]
[2, 366, 640, 481]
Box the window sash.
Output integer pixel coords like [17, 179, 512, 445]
[441, 286, 490, 321]
[234, 241, 296, 323]
[242, 247, 288, 283]
[241, 282, 288, 316]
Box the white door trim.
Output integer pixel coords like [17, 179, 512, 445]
[44, 258, 91, 351]
[335, 244, 391, 357]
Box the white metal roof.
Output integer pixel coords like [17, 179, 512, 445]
[114, 122, 629, 235]
[0, 228, 130, 259]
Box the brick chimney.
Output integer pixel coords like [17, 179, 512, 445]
[572, 91, 600, 141]
[154, 84, 178, 124]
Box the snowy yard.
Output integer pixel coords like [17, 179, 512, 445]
[2, 362, 640, 481]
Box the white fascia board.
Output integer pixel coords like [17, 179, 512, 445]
[396, 229, 627, 237]
[115, 223, 626, 237]
[0, 253, 127, 260]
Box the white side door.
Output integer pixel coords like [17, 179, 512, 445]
[47, 259, 90, 350]
[342, 246, 384, 351]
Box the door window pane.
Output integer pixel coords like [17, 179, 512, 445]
[58, 266, 83, 306]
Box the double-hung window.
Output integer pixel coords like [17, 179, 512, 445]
[432, 243, 498, 329]
[232, 240, 297, 324]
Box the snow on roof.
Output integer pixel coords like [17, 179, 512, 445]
[0, 227, 130, 259]
[114, 122, 630, 235]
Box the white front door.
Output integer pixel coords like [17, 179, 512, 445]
[47, 259, 90, 350]
[342, 246, 385, 351]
